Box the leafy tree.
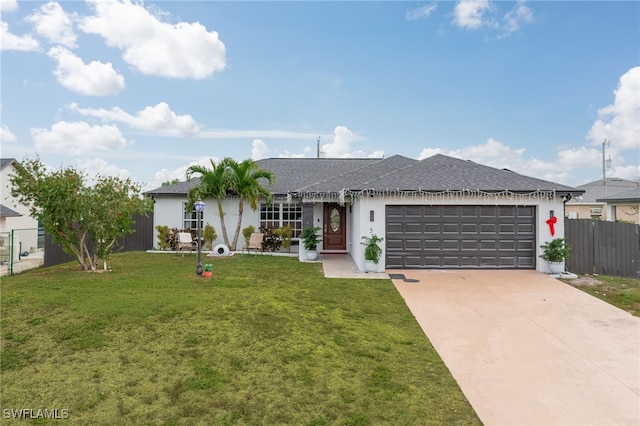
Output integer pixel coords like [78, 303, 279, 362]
[10, 157, 153, 271]
[161, 178, 181, 187]
[186, 158, 275, 251]
[186, 158, 233, 248]
[227, 159, 275, 250]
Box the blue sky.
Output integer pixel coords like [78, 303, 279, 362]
[1, 0, 639, 191]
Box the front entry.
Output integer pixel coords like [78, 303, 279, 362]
[323, 203, 346, 251]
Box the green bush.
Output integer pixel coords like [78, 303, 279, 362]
[203, 223, 217, 250]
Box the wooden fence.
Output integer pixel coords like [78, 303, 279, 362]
[565, 219, 640, 278]
[44, 213, 154, 267]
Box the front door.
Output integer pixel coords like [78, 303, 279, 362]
[323, 203, 347, 251]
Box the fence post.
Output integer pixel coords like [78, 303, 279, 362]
[9, 229, 14, 276]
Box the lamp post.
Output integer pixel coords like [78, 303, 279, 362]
[194, 199, 205, 276]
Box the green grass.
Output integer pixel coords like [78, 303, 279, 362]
[567, 275, 640, 317]
[1, 252, 481, 425]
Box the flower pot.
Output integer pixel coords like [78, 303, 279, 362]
[307, 250, 318, 261]
[549, 262, 564, 274]
[203, 271, 212, 278]
[364, 260, 377, 273]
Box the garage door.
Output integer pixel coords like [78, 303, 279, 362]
[386, 205, 536, 269]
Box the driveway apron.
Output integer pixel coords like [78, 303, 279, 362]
[390, 269, 640, 426]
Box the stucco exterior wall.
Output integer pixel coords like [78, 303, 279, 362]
[1, 163, 39, 251]
[152, 196, 259, 250]
[350, 195, 567, 274]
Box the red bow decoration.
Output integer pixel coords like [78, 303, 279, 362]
[546, 216, 557, 236]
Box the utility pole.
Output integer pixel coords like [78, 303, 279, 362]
[602, 140, 611, 198]
[317, 136, 321, 158]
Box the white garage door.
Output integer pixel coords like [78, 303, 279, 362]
[386, 205, 536, 269]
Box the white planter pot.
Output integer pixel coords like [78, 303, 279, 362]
[549, 261, 565, 274]
[364, 260, 378, 273]
[307, 250, 318, 261]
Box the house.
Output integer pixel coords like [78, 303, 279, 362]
[596, 187, 640, 224]
[146, 154, 584, 273]
[565, 177, 640, 223]
[0, 158, 41, 260]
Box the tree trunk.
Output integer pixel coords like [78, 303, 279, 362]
[217, 199, 230, 248]
[231, 199, 244, 251]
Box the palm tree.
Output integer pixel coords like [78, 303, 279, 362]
[186, 158, 232, 248]
[227, 159, 276, 250]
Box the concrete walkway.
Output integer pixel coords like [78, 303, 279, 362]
[389, 269, 640, 426]
[319, 253, 388, 279]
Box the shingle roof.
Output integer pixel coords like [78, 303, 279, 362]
[146, 179, 200, 196]
[596, 187, 640, 203]
[0, 158, 17, 171]
[0, 204, 21, 218]
[567, 178, 639, 204]
[146, 154, 582, 197]
[256, 157, 381, 194]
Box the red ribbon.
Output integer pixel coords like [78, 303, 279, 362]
[546, 216, 557, 236]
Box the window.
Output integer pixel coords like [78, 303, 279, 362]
[260, 203, 302, 238]
[183, 203, 203, 230]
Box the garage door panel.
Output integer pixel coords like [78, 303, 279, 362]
[405, 223, 422, 233]
[405, 239, 422, 250]
[386, 205, 536, 269]
[442, 224, 458, 233]
[387, 222, 404, 233]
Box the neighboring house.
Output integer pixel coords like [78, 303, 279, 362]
[565, 177, 640, 223]
[0, 158, 40, 256]
[146, 154, 584, 273]
[596, 188, 640, 224]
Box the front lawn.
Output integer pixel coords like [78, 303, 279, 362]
[566, 274, 640, 317]
[1, 252, 481, 425]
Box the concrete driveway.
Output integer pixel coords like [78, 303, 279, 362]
[390, 269, 640, 426]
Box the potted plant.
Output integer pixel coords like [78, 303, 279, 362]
[203, 223, 217, 251]
[540, 238, 571, 274]
[361, 229, 384, 273]
[301, 226, 322, 260]
[203, 263, 213, 278]
[242, 225, 255, 249]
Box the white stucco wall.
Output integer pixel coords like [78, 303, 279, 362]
[350, 195, 567, 273]
[1, 162, 39, 251]
[152, 196, 260, 250]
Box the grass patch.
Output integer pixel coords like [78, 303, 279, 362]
[566, 275, 640, 316]
[1, 252, 481, 425]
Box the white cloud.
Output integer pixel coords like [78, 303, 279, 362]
[252, 126, 382, 159]
[451, 0, 533, 37]
[419, 138, 578, 183]
[1, 125, 17, 143]
[609, 164, 640, 182]
[251, 139, 270, 160]
[48, 46, 125, 96]
[321, 126, 367, 158]
[406, 3, 437, 21]
[587, 66, 640, 152]
[0, 20, 40, 51]
[26, 1, 77, 48]
[31, 121, 130, 154]
[1, 0, 18, 12]
[69, 102, 201, 136]
[79, 0, 226, 79]
[76, 157, 131, 181]
[501, 0, 533, 38]
[198, 129, 320, 140]
[151, 156, 220, 189]
[452, 0, 495, 30]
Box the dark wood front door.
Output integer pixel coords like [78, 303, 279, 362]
[323, 203, 346, 251]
